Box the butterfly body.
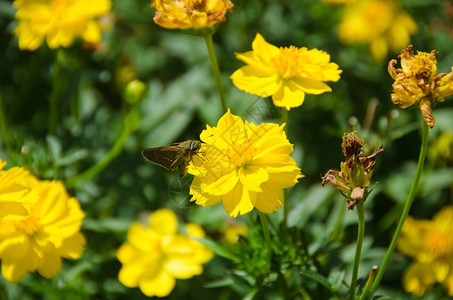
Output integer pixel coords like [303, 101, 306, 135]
[141, 140, 201, 177]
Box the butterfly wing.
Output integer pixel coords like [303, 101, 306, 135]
[142, 140, 201, 177]
[141, 143, 185, 171]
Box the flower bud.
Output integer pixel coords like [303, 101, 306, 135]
[124, 80, 147, 105]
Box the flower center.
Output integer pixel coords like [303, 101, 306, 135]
[15, 215, 40, 236]
[226, 140, 256, 167]
[186, 0, 206, 11]
[424, 228, 453, 257]
[271, 46, 301, 78]
[408, 53, 437, 82]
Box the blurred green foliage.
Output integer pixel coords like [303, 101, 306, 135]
[0, 0, 452, 299]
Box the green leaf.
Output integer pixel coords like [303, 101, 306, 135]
[82, 218, 132, 234]
[288, 185, 335, 228]
[46, 135, 62, 163]
[299, 269, 340, 298]
[193, 237, 239, 263]
[203, 277, 235, 288]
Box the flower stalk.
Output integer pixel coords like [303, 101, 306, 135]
[362, 120, 430, 300]
[65, 106, 140, 187]
[48, 52, 62, 135]
[0, 87, 12, 156]
[203, 34, 228, 114]
[349, 200, 365, 300]
[258, 211, 272, 263]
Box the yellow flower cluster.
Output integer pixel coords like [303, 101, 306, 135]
[0, 160, 85, 282]
[231, 34, 342, 110]
[337, 0, 417, 60]
[151, 0, 234, 29]
[397, 206, 453, 296]
[388, 45, 453, 127]
[13, 0, 112, 50]
[117, 209, 213, 297]
[188, 110, 303, 217]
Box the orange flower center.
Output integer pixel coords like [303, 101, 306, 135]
[15, 215, 40, 236]
[186, 0, 206, 11]
[406, 53, 436, 82]
[424, 228, 453, 257]
[225, 140, 256, 167]
[271, 46, 301, 78]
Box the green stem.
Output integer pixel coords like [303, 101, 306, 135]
[65, 107, 139, 188]
[361, 121, 430, 300]
[258, 211, 272, 263]
[283, 189, 289, 235]
[349, 201, 365, 300]
[48, 52, 62, 135]
[0, 86, 12, 156]
[0, 281, 6, 300]
[281, 108, 288, 125]
[203, 34, 228, 114]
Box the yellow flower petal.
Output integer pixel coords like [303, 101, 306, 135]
[185, 223, 206, 238]
[139, 270, 176, 297]
[202, 170, 239, 196]
[149, 208, 178, 236]
[37, 252, 62, 279]
[59, 232, 86, 259]
[223, 185, 255, 217]
[403, 263, 434, 297]
[272, 81, 306, 109]
[254, 179, 284, 213]
[166, 261, 203, 279]
[291, 77, 333, 94]
[118, 254, 160, 287]
[82, 20, 102, 44]
[189, 176, 223, 206]
[238, 166, 268, 192]
[230, 66, 279, 97]
[0, 235, 37, 282]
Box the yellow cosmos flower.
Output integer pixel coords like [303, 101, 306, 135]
[151, 0, 234, 30]
[0, 179, 85, 282]
[117, 209, 213, 298]
[388, 45, 453, 127]
[230, 33, 342, 110]
[0, 160, 36, 217]
[188, 110, 303, 217]
[337, 0, 417, 60]
[13, 0, 112, 50]
[397, 206, 453, 296]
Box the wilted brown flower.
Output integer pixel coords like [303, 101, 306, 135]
[388, 45, 453, 128]
[322, 132, 383, 210]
